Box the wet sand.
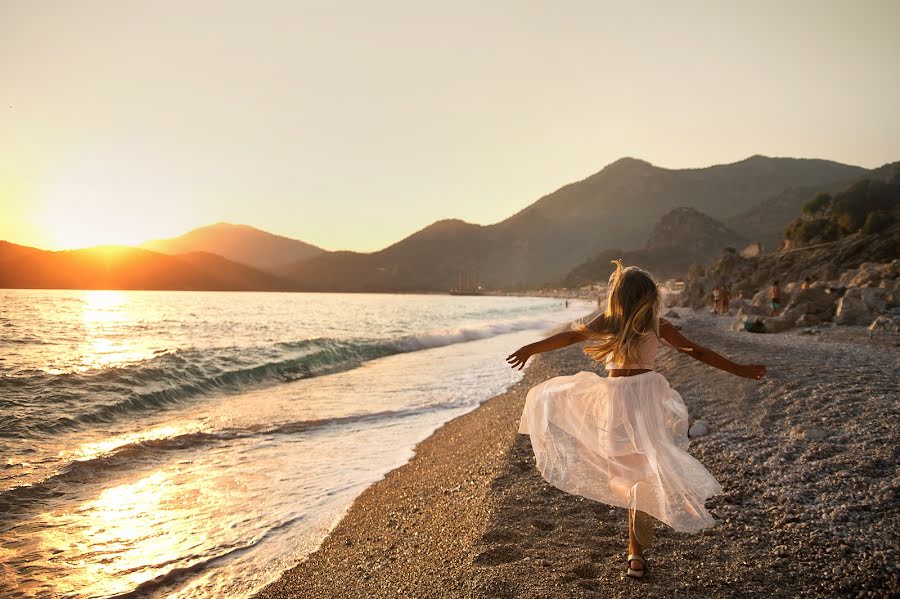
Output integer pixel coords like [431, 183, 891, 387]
[257, 310, 899, 598]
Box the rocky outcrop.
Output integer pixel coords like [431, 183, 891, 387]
[692, 258, 899, 334]
[869, 315, 900, 334]
[835, 287, 888, 325]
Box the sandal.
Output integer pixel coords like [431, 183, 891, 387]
[626, 554, 647, 578]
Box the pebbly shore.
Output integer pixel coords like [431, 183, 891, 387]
[256, 310, 899, 598]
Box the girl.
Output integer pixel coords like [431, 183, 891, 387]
[508, 261, 765, 579]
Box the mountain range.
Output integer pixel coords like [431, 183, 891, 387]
[2, 155, 896, 292]
[140, 222, 323, 272]
[278, 156, 874, 290]
[0, 243, 285, 291]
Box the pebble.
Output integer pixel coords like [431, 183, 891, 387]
[689, 420, 709, 437]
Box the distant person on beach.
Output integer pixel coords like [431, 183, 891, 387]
[711, 286, 720, 314]
[508, 261, 766, 579]
[801, 276, 812, 290]
[721, 285, 732, 314]
[770, 281, 783, 316]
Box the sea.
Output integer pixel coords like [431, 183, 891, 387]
[0, 289, 593, 598]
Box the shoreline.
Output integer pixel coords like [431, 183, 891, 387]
[256, 310, 898, 598]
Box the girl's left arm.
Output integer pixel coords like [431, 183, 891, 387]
[659, 318, 766, 380]
[506, 329, 588, 370]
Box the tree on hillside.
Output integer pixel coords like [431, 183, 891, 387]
[803, 192, 832, 216]
[829, 180, 898, 233]
[862, 210, 894, 234]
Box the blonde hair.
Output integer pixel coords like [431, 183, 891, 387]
[575, 260, 660, 365]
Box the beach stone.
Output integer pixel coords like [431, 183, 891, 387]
[868, 315, 900, 334]
[750, 289, 770, 307]
[835, 288, 886, 325]
[803, 427, 827, 442]
[838, 268, 859, 287]
[689, 420, 709, 438]
[848, 262, 884, 288]
[795, 314, 822, 327]
[763, 316, 795, 333]
[664, 310, 680, 318]
[786, 287, 838, 319]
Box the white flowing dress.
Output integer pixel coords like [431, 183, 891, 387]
[518, 320, 721, 533]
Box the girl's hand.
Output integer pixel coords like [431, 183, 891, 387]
[506, 347, 532, 370]
[739, 364, 766, 380]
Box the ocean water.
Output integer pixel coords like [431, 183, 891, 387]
[0, 290, 591, 598]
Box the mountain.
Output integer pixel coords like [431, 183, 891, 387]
[725, 161, 900, 250]
[140, 223, 324, 272]
[0, 243, 288, 291]
[561, 207, 747, 286]
[0, 240, 42, 262]
[284, 156, 868, 291]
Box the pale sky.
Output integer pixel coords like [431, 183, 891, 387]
[2, 0, 899, 252]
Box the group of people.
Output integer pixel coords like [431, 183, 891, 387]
[712, 277, 812, 318]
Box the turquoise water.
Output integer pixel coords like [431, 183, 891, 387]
[0, 290, 591, 598]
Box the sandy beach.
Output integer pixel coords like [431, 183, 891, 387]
[257, 310, 899, 598]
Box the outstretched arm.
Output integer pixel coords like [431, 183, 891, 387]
[659, 318, 765, 379]
[506, 329, 589, 370]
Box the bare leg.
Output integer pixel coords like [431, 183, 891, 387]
[627, 509, 645, 571]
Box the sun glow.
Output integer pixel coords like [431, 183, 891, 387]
[32, 152, 197, 250]
[38, 196, 162, 249]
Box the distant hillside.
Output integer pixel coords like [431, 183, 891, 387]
[284, 156, 866, 291]
[725, 161, 900, 249]
[561, 207, 747, 286]
[0, 241, 42, 263]
[0, 243, 288, 291]
[678, 173, 900, 309]
[141, 223, 324, 272]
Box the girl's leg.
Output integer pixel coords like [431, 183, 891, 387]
[627, 509, 645, 571]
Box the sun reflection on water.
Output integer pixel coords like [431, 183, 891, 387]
[72, 290, 158, 372]
[39, 470, 181, 596]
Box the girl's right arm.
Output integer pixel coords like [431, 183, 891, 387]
[506, 329, 589, 370]
[659, 318, 766, 380]
[506, 313, 608, 370]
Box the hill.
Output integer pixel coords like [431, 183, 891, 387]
[140, 223, 324, 272]
[724, 161, 900, 249]
[561, 207, 747, 286]
[0, 243, 289, 291]
[284, 156, 866, 291]
[0, 240, 42, 262]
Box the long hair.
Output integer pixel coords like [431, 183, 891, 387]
[575, 260, 660, 365]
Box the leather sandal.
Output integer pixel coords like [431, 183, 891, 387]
[626, 554, 647, 578]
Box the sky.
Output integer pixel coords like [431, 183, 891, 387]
[2, 0, 899, 252]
